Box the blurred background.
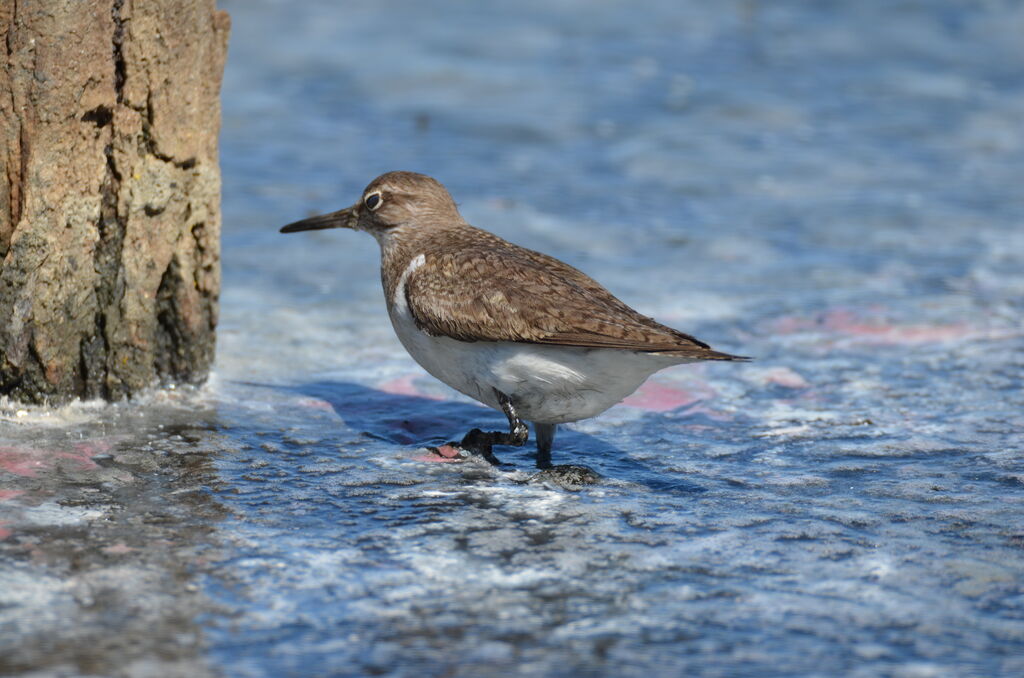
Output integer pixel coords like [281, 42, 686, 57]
[3, 1, 1024, 676]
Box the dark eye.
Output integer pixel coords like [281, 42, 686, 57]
[364, 192, 382, 211]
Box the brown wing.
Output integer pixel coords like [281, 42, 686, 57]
[404, 229, 746, 361]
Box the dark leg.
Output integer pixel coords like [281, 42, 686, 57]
[528, 421, 602, 489]
[456, 390, 528, 465]
[534, 422, 556, 469]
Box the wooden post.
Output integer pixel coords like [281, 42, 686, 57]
[0, 1, 230, 403]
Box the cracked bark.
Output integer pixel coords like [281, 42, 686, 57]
[0, 1, 230, 404]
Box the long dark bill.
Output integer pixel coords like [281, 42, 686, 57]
[279, 206, 357, 233]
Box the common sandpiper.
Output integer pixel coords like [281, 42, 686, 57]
[281, 171, 747, 481]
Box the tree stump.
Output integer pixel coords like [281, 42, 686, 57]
[0, 1, 230, 404]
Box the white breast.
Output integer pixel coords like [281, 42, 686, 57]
[386, 254, 684, 424]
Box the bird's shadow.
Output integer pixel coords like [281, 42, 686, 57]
[268, 380, 705, 494]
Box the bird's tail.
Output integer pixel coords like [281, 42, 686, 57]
[703, 349, 751, 361]
[655, 347, 752, 362]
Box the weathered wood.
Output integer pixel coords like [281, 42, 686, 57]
[1, 1, 230, 403]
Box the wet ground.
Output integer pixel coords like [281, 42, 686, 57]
[3, 1, 1024, 676]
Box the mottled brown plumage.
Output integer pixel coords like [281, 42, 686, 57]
[402, 228, 740, 359]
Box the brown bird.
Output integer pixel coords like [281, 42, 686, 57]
[281, 171, 747, 478]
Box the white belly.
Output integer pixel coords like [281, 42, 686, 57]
[387, 294, 682, 425]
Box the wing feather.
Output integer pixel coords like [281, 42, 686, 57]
[403, 236, 745, 361]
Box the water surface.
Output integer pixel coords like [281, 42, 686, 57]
[2, 1, 1023, 676]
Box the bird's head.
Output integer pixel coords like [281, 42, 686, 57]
[279, 171, 462, 240]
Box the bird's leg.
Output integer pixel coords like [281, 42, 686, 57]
[495, 392, 530, 447]
[534, 422, 556, 470]
[457, 390, 528, 466]
[528, 422, 602, 488]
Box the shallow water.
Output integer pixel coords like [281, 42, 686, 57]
[3, 1, 1024, 676]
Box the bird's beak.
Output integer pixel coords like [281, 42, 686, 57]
[279, 204, 359, 233]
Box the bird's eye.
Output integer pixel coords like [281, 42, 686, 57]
[364, 192, 382, 211]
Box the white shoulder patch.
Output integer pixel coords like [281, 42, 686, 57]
[393, 253, 426, 309]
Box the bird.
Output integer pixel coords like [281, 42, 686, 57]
[280, 171, 747, 481]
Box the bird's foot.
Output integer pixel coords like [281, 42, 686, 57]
[531, 464, 601, 490]
[455, 428, 504, 466]
[424, 427, 521, 467]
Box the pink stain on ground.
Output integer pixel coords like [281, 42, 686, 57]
[411, 444, 464, 463]
[759, 367, 810, 389]
[378, 375, 447, 401]
[0, 524, 10, 540]
[768, 309, 994, 346]
[821, 310, 972, 345]
[72, 439, 117, 456]
[0, 445, 100, 478]
[296, 397, 334, 411]
[102, 542, 135, 555]
[622, 380, 709, 412]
